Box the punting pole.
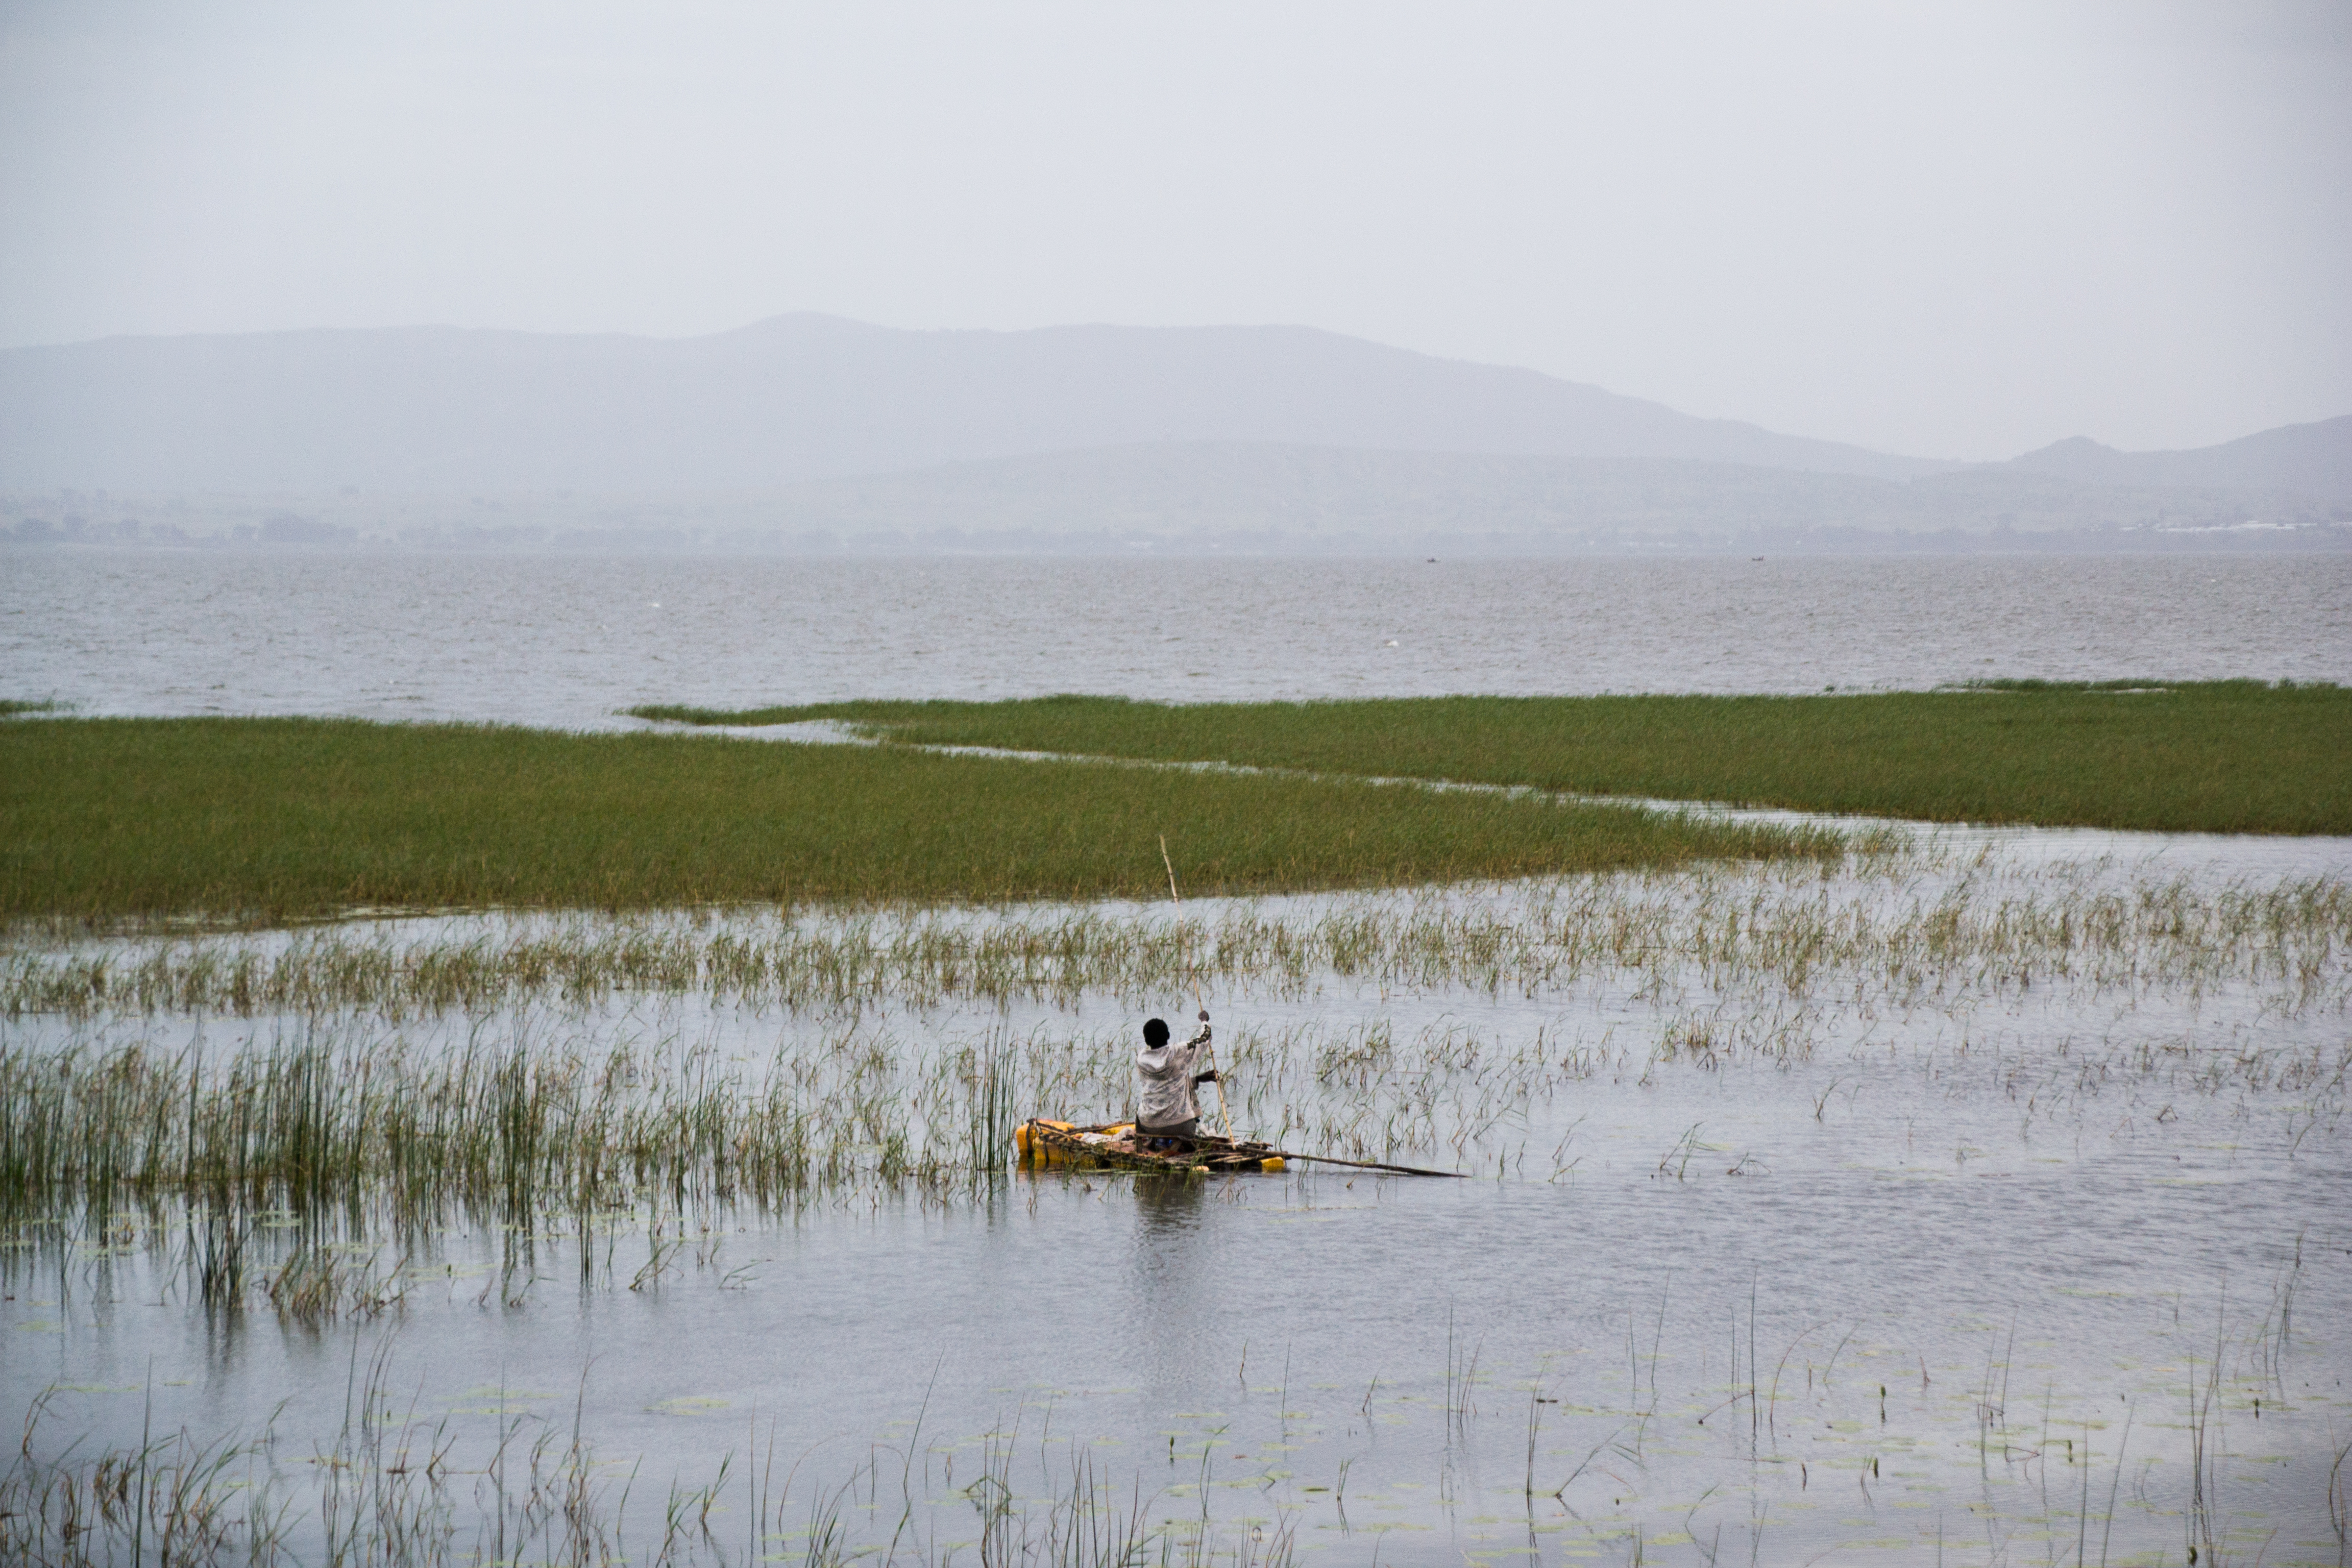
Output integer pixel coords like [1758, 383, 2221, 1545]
[1160, 836, 1233, 1141]
[1257, 1149, 1467, 1179]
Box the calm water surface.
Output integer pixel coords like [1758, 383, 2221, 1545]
[5, 548, 2349, 1563]
[7, 841, 2347, 1565]
[7, 548, 2349, 724]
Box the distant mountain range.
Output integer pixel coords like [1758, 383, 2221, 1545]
[3, 315, 1947, 491]
[2007, 416, 2352, 500]
[0, 316, 2342, 527]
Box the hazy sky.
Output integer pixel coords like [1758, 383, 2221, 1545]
[3, 1, 2346, 460]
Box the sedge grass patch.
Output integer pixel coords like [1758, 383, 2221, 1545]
[0, 716, 1827, 924]
[634, 681, 2352, 835]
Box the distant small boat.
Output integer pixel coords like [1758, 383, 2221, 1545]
[1016, 1118, 1288, 1174]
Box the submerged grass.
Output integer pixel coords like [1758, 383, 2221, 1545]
[0, 717, 1828, 924]
[11, 865, 2341, 1023]
[634, 681, 2352, 835]
[1, 1304, 2316, 1568]
[6, 860, 2342, 1226]
[11, 986, 2339, 1269]
[3, 1374, 1301, 1568]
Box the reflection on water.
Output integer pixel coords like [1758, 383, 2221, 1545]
[1132, 1170, 1209, 1247]
[1129, 1176, 1220, 1400]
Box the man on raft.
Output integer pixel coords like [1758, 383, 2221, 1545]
[1136, 1010, 1220, 1145]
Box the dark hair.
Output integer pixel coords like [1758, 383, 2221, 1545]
[1143, 1018, 1169, 1048]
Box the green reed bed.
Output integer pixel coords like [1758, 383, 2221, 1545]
[0, 716, 1827, 925]
[10, 868, 2344, 1023]
[5, 852, 2344, 1289]
[636, 680, 2352, 834]
[0, 1026, 1031, 1227]
[11, 996, 2338, 1271]
[7, 863, 2344, 1226]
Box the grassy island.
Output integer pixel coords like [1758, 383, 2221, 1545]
[633, 680, 2351, 836]
[0, 716, 1829, 923]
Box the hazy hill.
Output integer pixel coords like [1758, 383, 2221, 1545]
[0, 315, 1952, 491]
[2008, 415, 2352, 501]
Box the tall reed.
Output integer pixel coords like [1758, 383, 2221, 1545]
[0, 1025, 1036, 1225]
[9, 867, 2342, 1023]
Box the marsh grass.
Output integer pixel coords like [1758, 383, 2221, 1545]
[4, 847, 2344, 1288]
[0, 1024, 1086, 1333]
[4, 856, 2343, 1564]
[2, 1359, 1303, 1567]
[6, 877, 2343, 1264]
[3, 889, 2340, 1561]
[0, 1026, 1037, 1231]
[639, 681, 2352, 834]
[11, 866, 2343, 1024]
[5, 1286, 2314, 1568]
[0, 717, 1830, 924]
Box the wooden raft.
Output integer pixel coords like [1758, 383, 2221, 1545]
[1015, 1118, 1288, 1175]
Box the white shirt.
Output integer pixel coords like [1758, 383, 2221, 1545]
[1135, 1025, 1212, 1128]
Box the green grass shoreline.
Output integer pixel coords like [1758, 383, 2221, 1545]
[0, 717, 1829, 924]
[632, 681, 2352, 837]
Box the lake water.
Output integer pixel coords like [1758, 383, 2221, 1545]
[5, 546, 2350, 1564]
[7, 839, 2348, 1565]
[6, 547, 2349, 724]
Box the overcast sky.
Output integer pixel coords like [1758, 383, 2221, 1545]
[2, 1, 2346, 460]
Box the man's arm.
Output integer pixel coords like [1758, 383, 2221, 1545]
[1186, 1014, 1216, 1083]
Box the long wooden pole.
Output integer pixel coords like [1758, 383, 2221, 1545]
[1159, 836, 1231, 1140]
[1257, 1149, 1467, 1179]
